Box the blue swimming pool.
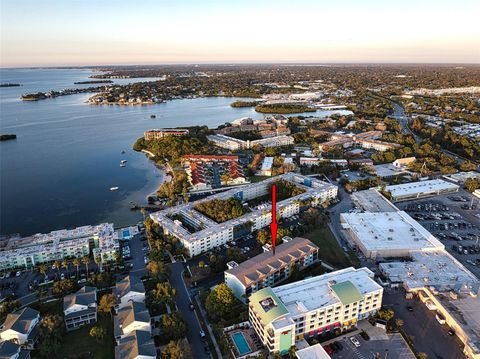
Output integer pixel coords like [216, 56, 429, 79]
[232, 332, 252, 356]
[122, 229, 130, 238]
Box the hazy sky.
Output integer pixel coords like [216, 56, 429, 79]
[1, 0, 479, 67]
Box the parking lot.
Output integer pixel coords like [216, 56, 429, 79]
[330, 329, 415, 359]
[383, 288, 465, 359]
[397, 190, 480, 278]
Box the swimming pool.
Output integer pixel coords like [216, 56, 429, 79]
[232, 332, 252, 356]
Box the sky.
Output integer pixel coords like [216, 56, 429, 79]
[1, 0, 479, 67]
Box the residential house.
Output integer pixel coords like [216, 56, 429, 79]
[0, 341, 30, 359]
[114, 330, 156, 359]
[114, 302, 151, 343]
[114, 276, 146, 309]
[0, 308, 40, 349]
[64, 286, 97, 331]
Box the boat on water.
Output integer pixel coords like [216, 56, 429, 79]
[120, 163, 126, 167]
[110, 187, 119, 191]
[150, 114, 156, 119]
[120, 160, 127, 164]
[121, 150, 126, 154]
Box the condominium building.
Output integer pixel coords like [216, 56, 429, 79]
[249, 267, 383, 355]
[317, 130, 400, 152]
[64, 286, 98, 331]
[0, 223, 119, 271]
[225, 237, 319, 302]
[257, 157, 274, 177]
[150, 173, 337, 257]
[0, 308, 40, 349]
[143, 129, 189, 141]
[182, 155, 246, 191]
[208, 134, 294, 150]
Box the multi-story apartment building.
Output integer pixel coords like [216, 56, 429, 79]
[208, 134, 294, 150]
[143, 129, 189, 141]
[248, 267, 383, 355]
[150, 173, 337, 257]
[64, 286, 98, 331]
[182, 155, 246, 191]
[0, 308, 40, 349]
[0, 223, 119, 271]
[317, 130, 400, 152]
[225, 237, 319, 302]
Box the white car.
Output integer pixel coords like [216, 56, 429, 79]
[350, 337, 360, 347]
[16, 271, 21, 277]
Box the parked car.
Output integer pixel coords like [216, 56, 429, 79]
[350, 337, 361, 347]
[199, 330, 206, 338]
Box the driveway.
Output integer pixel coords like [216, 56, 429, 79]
[169, 262, 211, 359]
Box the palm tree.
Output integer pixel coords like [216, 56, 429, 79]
[94, 255, 102, 273]
[72, 258, 81, 278]
[53, 260, 61, 279]
[62, 259, 70, 279]
[82, 256, 90, 277]
[38, 264, 48, 280]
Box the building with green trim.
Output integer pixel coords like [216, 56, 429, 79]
[248, 267, 383, 355]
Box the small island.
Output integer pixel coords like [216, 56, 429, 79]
[0, 83, 21, 87]
[230, 101, 258, 108]
[74, 80, 113, 84]
[0, 134, 17, 141]
[254, 103, 317, 114]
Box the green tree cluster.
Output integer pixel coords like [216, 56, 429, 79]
[194, 198, 247, 223]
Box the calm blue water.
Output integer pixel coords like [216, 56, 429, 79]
[0, 68, 351, 236]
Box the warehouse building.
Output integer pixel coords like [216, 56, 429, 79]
[385, 179, 459, 201]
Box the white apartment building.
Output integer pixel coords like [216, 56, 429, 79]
[208, 134, 294, 150]
[225, 237, 319, 302]
[0, 223, 119, 271]
[150, 174, 337, 257]
[249, 267, 383, 356]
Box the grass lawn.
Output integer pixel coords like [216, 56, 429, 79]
[56, 316, 115, 359]
[303, 226, 359, 268]
[249, 175, 271, 183]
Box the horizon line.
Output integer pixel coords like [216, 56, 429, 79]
[2, 61, 480, 70]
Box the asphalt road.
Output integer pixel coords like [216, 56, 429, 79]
[383, 289, 465, 359]
[169, 262, 211, 359]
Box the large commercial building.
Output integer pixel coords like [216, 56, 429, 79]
[151, 173, 337, 257]
[385, 179, 459, 201]
[249, 267, 383, 355]
[182, 155, 246, 191]
[340, 211, 444, 259]
[0, 223, 120, 271]
[143, 128, 189, 141]
[225, 237, 319, 303]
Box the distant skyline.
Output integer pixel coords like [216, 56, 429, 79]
[1, 0, 479, 67]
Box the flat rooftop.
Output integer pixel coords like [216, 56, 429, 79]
[341, 211, 444, 252]
[225, 237, 318, 287]
[295, 344, 331, 359]
[271, 267, 381, 318]
[379, 250, 479, 292]
[151, 173, 337, 244]
[386, 179, 459, 199]
[351, 189, 398, 213]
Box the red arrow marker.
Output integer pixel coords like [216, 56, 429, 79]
[270, 184, 277, 256]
